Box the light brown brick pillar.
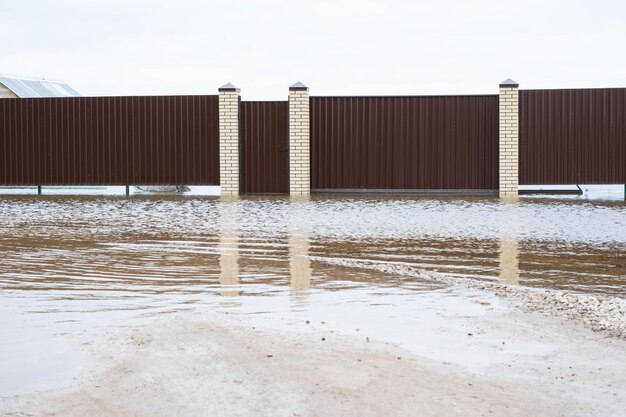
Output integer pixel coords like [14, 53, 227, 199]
[289, 82, 310, 195]
[499, 79, 519, 197]
[219, 83, 240, 196]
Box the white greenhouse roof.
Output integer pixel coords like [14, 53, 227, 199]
[0, 74, 80, 98]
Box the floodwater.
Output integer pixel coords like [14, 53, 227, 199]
[0, 186, 625, 396]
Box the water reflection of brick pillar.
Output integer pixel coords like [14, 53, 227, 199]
[499, 79, 519, 197]
[219, 199, 240, 297]
[289, 197, 312, 292]
[499, 237, 519, 285]
[219, 83, 240, 196]
[289, 82, 310, 195]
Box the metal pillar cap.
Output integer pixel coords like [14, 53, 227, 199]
[499, 78, 519, 88]
[289, 81, 309, 91]
[219, 82, 240, 92]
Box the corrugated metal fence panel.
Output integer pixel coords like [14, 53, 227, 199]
[311, 96, 499, 190]
[0, 95, 219, 186]
[520, 88, 626, 184]
[240, 101, 289, 194]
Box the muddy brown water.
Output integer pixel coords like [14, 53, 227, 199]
[0, 191, 625, 395]
[1, 193, 624, 299]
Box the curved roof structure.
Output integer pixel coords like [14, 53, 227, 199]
[0, 74, 80, 98]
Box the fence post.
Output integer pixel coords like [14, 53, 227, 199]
[289, 82, 310, 196]
[499, 79, 519, 198]
[219, 83, 241, 196]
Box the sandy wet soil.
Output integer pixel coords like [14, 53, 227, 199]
[2, 307, 625, 417]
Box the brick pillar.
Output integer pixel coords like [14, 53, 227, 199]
[289, 82, 310, 195]
[499, 79, 519, 198]
[219, 83, 240, 196]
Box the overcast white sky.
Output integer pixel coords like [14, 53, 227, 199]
[1, 0, 625, 99]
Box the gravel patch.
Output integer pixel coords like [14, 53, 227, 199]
[314, 257, 626, 340]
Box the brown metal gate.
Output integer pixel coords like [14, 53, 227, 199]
[240, 101, 289, 194]
[0, 96, 220, 185]
[310, 95, 499, 191]
[520, 88, 626, 184]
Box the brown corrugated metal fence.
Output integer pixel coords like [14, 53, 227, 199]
[240, 101, 289, 194]
[2, 89, 624, 191]
[0, 96, 219, 185]
[310, 96, 499, 190]
[520, 88, 626, 184]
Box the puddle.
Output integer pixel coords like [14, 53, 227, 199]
[0, 191, 624, 396]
